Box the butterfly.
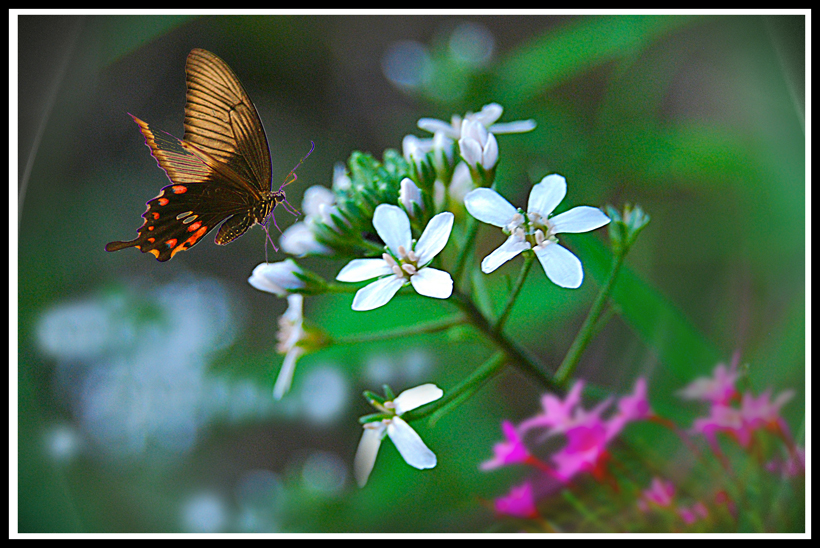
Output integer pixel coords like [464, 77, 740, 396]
[106, 48, 313, 262]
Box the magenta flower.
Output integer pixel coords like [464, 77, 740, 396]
[637, 477, 676, 512]
[493, 481, 539, 519]
[691, 388, 795, 450]
[691, 403, 745, 448]
[518, 381, 587, 435]
[550, 419, 610, 482]
[677, 358, 740, 405]
[739, 388, 795, 437]
[480, 421, 531, 470]
[678, 501, 709, 525]
[766, 445, 805, 478]
[608, 377, 652, 438]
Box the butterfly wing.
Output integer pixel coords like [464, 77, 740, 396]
[105, 115, 259, 261]
[184, 48, 273, 196]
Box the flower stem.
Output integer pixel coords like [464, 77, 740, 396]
[451, 216, 479, 290]
[493, 251, 535, 333]
[332, 314, 464, 346]
[407, 351, 507, 426]
[451, 288, 560, 392]
[553, 248, 626, 387]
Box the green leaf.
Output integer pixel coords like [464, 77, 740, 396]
[494, 15, 700, 106]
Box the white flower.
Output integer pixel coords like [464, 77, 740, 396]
[248, 259, 305, 297]
[279, 222, 331, 256]
[459, 118, 499, 171]
[464, 174, 610, 289]
[417, 102, 536, 140]
[279, 184, 340, 256]
[399, 178, 424, 218]
[336, 204, 454, 311]
[331, 162, 352, 192]
[353, 383, 444, 487]
[273, 294, 306, 400]
[402, 134, 435, 172]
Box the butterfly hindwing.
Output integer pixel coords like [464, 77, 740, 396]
[105, 116, 261, 261]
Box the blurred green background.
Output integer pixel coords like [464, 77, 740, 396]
[16, 14, 805, 533]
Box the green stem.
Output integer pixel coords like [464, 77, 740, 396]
[405, 351, 507, 426]
[554, 249, 626, 387]
[451, 288, 560, 392]
[493, 251, 535, 333]
[451, 216, 479, 290]
[332, 314, 464, 346]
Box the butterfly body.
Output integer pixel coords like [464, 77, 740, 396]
[106, 49, 309, 262]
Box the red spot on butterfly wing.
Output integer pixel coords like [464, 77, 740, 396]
[171, 185, 188, 194]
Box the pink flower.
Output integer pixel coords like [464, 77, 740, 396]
[677, 358, 740, 405]
[691, 403, 745, 447]
[550, 419, 610, 482]
[766, 445, 805, 478]
[691, 388, 795, 449]
[480, 421, 531, 470]
[493, 481, 539, 519]
[518, 381, 586, 435]
[739, 388, 795, 438]
[678, 501, 709, 525]
[637, 477, 676, 512]
[608, 377, 652, 438]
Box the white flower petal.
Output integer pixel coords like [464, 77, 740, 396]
[549, 206, 611, 234]
[417, 117, 458, 138]
[351, 276, 405, 311]
[393, 383, 444, 415]
[461, 117, 489, 142]
[272, 347, 305, 400]
[414, 212, 454, 265]
[481, 234, 531, 274]
[301, 185, 336, 218]
[459, 137, 483, 168]
[248, 261, 302, 296]
[399, 178, 423, 216]
[488, 119, 537, 134]
[279, 222, 331, 256]
[534, 242, 583, 288]
[463, 188, 518, 227]
[354, 423, 386, 487]
[336, 258, 393, 282]
[386, 417, 437, 470]
[410, 267, 453, 299]
[528, 174, 567, 218]
[373, 204, 412, 254]
[481, 132, 498, 170]
[471, 103, 503, 126]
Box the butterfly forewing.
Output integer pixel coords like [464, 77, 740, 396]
[184, 48, 272, 195]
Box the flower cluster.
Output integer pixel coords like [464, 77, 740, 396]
[481, 378, 652, 496]
[681, 359, 801, 465]
[481, 361, 802, 530]
[248, 103, 573, 398]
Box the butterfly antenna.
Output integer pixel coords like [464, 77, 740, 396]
[278, 141, 315, 192]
